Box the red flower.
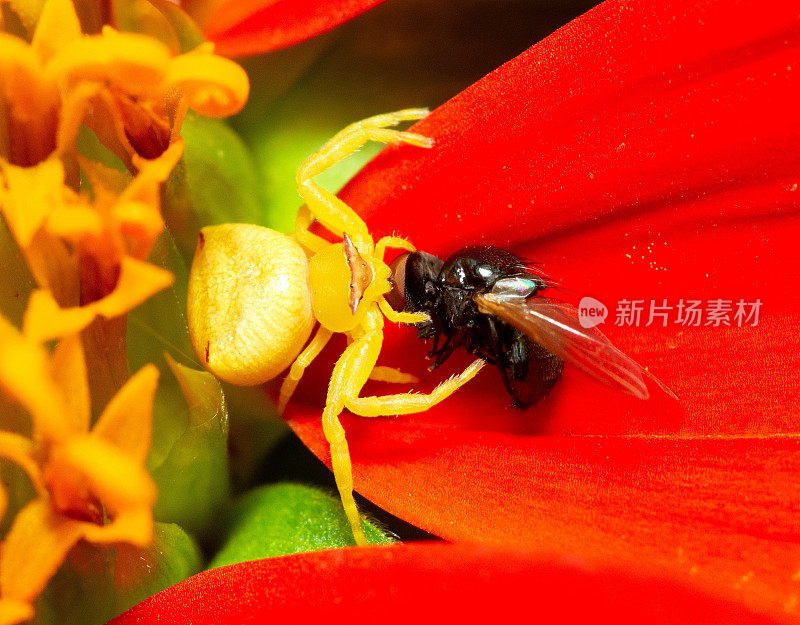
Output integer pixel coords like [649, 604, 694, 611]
[186, 0, 391, 57]
[112, 543, 787, 624]
[276, 0, 800, 617]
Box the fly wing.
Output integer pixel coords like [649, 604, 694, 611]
[475, 294, 676, 400]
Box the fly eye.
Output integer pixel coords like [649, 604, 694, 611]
[399, 250, 444, 312]
[387, 252, 409, 311]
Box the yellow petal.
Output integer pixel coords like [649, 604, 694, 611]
[0, 499, 87, 604]
[22, 288, 95, 344]
[0, 156, 64, 247]
[0, 431, 45, 495]
[0, 33, 59, 134]
[56, 81, 103, 157]
[0, 33, 59, 166]
[164, 45, 249, 118]
[126, 139, 184, 206]
[46, 203, 104, 240]
[46, 28, 171, 97]
[50, 334, 90, 433]
[77, 88, 138, 172]
[81, 506, 152, 547]
[113, 200, 165, 259]
[0, 313, 71, 441]
[79, 155, 133, 200]
[112, 87, 172, 159]
[54, 436, 156, 514]
[93, 364, 158, 464]
[0, 598, 34, 625]
[2, 0, 44, 36]
[30, 0, 82, 64]
[19, 228, 80, 299]
[90, 256, 174, 318]
[22, 258, 174, 342]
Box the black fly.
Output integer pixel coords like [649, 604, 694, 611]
[390, 245, 674, 408]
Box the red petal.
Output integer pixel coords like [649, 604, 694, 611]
[283, 0, 800, 617]
[195, 0, 389, 57]
[111, 544, 785, 623]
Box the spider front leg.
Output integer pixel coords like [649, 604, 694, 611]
[374, 235, 416, 261]
[295, 109, 434, 247]
[345, 358, 484, 417]
[322, 309, 483, 545]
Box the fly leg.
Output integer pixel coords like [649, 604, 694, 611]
[428, 332, 464, 370]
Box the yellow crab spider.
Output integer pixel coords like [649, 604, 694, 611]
[188, 109, 484, 546]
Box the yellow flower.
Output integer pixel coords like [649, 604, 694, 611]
[0, 316, 158, 625]
[0, 2, 250, 621]
[0, 0, 248, 336]
[16, 144, 181, 343]
[0, 0, 249, 168]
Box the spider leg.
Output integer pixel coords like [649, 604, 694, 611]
[277, 325, 333, 414]
[369, 366, 419, 384]
[296, 109, 433, 247]
[294, 205, 330, 254]
[374, 235, 416, 262]
[320, 311, 386, 546]
[323, 308, 481, 545]
[378, 298, 428, 325]
[345, 358, 484, 417]
[341, 312, 483, 419]
[321, 402, 366, 544]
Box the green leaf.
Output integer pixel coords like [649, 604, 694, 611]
[209, 483, 395, 568]
[0, 462, 35, 537]
[34, 522, 201, 625]
[111, 0, 205, 54]
[164, 112, 262, 259]
[127, 229, 197, 470]
[125, 229, 231, 539]
[151, 356, 230, 540]
[76, 124, 126, 172]
[113, 522, 203, 616]
[222, 382, 289, 490]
